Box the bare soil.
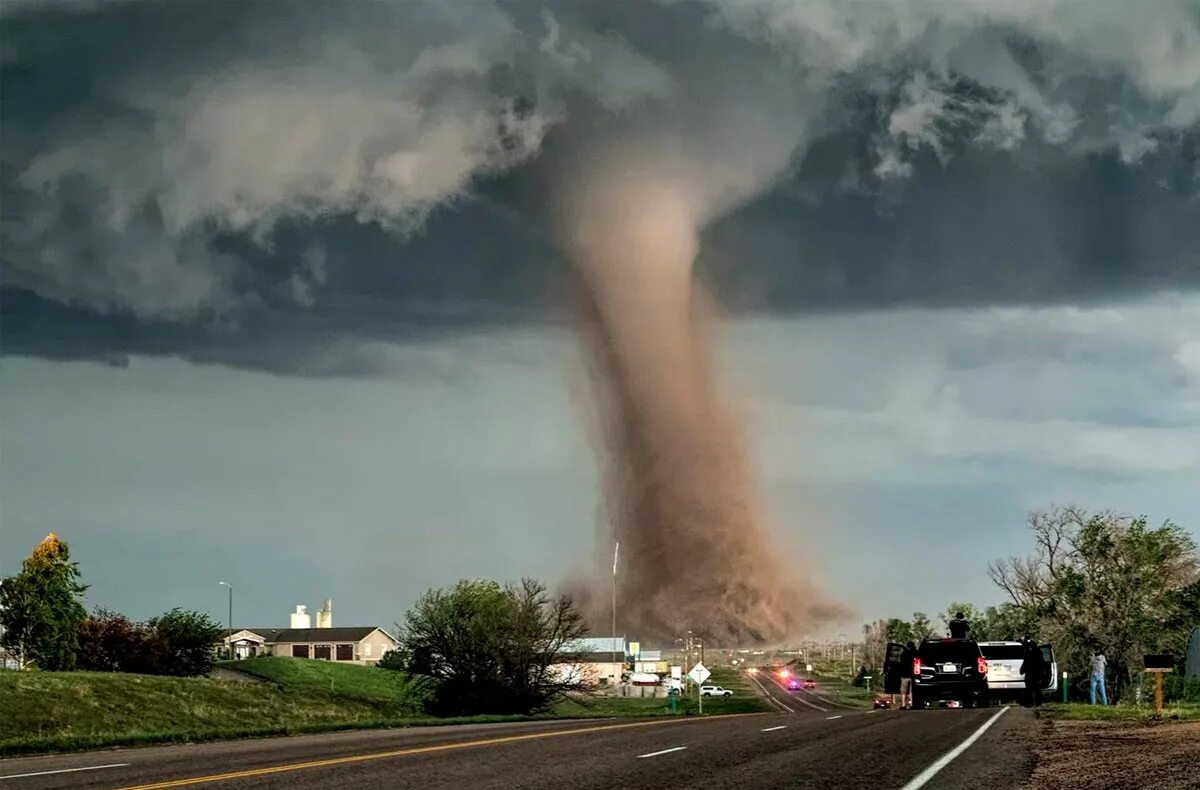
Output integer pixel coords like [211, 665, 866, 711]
[1029, 719, 1200, 790]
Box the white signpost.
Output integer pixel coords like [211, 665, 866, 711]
[688, 662, 711, 714]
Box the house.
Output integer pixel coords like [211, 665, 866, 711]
[220, 601, 398, 665]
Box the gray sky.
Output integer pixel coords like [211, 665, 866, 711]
[2, 0, 1198, 638]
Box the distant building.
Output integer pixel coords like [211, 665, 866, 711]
[552, 637, 628, 687]
[220, 600, 398, 665]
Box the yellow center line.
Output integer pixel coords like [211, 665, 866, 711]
[117, 715, 760, 789]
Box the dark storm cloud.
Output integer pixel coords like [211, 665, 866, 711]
[2, 0, 1198, 375]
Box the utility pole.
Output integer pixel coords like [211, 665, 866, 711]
[219, 581, 233, 659]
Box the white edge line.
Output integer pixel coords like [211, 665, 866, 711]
[898, 707, 1010, 790]
[637, 746, 688, 759]
[760, 725, 788, 732]
[0, 763, 131, 780]
[825, 715, 843, 720]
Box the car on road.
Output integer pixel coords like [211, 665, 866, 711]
[802, 678, 816, 689]
[787, 678, 802, 690]
[901, 637, 990, 709]
[978, 641, 1058, 704]
[700, 685, 733, 697]
[873, 696, 892, 709]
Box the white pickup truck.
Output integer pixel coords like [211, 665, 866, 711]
[700, 685, 733, 697]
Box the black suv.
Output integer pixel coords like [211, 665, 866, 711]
[888, 637, 989, 709]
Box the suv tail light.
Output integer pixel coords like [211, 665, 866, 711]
[977, 656, 988, 675]
[913, 658, 922, 676]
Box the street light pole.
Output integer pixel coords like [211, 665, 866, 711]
[611, 541, 619, 648]
[219, 582, 233, 660]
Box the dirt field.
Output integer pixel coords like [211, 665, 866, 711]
[1029, 719, 1200, 790]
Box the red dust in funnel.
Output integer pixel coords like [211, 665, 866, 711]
[560, 178, 845, 645]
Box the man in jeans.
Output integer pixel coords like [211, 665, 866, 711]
[1090, 648, 1108, 705]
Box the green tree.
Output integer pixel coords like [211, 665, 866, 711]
[149, 609, 223, 677]
[398, 578, 588, 716]
[990, 508, 1199, 701]
[0, 533, 87, 670]
[885, 618, 915, 645]
[979, 603, 1037, 642]
[941, 602, 986, 640]
[910, 612, 935, 642]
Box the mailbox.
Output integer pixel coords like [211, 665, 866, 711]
[1143, 654, 1174, 671]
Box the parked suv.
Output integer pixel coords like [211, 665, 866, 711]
[978, 641, 1058, 703]
[905, 638, 989, 708]
[700, 685, 732, 697]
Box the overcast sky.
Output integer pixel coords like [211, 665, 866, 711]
[2, 0, 1198, 639]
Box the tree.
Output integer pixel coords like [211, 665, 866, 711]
[910, 612, 935, 642]
[76, 608, 168, 674]
[397, 578, 589, 716]
[990, 507, 1199, 701]
[149, 609, 223, 677]
[0, 533, 87, 670]
[940, 602, 986, 640]
[885, 618, 915, 646]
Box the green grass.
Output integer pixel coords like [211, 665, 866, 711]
[223, 656, 421, 706]
[0, 661, 764, 756]
[1038, 702, 1200, 723]
[0, 660, 427, 756]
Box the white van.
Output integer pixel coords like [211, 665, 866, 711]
[978, 641, 1057, 703]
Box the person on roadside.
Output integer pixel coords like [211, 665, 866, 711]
[948, 612, 971, 639]
[1090, 647, 1108, 705]
[900, 640, 917, 708]
[1019, 639, 1045, 707]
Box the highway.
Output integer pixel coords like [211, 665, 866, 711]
[0, 701, 1038, 789]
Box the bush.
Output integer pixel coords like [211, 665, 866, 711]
[75, 608, 221, 677]
[398, 578, 588, 716]
[376, 648, 407, 672]
[1134, 672, 1200, 704]
[149, 609, 223, 677]
[76, 609, 165, 674]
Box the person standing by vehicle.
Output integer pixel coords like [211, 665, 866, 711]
[1090, 647, 1108, 705]
[948, 612, 971, 639]
[1019, 639, 1045, 707]
[900, 641, 917, 708]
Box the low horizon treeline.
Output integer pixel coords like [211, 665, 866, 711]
[1, 533, 222, 676]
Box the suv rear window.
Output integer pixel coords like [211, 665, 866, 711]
[979, 644, 1024, 660]
[919, 641, 980, 662]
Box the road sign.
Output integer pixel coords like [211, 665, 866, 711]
[806, 664, 813, 672]
[670, 665, 682, 679]
[688, 662, 710, 685]
[629, 641, 640, 658]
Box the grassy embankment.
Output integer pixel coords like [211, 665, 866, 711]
[0, 661, 765, 756]
[1037, 702, 1200, 723]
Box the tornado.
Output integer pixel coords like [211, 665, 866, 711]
[557, 165, 843, 646]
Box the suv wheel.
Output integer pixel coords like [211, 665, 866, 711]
[911, 692, 926, 710]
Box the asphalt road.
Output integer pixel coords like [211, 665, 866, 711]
[0, 702, 1038, 790]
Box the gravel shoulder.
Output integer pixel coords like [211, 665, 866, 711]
[1028, 719, 1200, 790]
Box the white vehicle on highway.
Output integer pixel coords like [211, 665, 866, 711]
[700, 685, 732, 697]
[978, 641, 1058, 703]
